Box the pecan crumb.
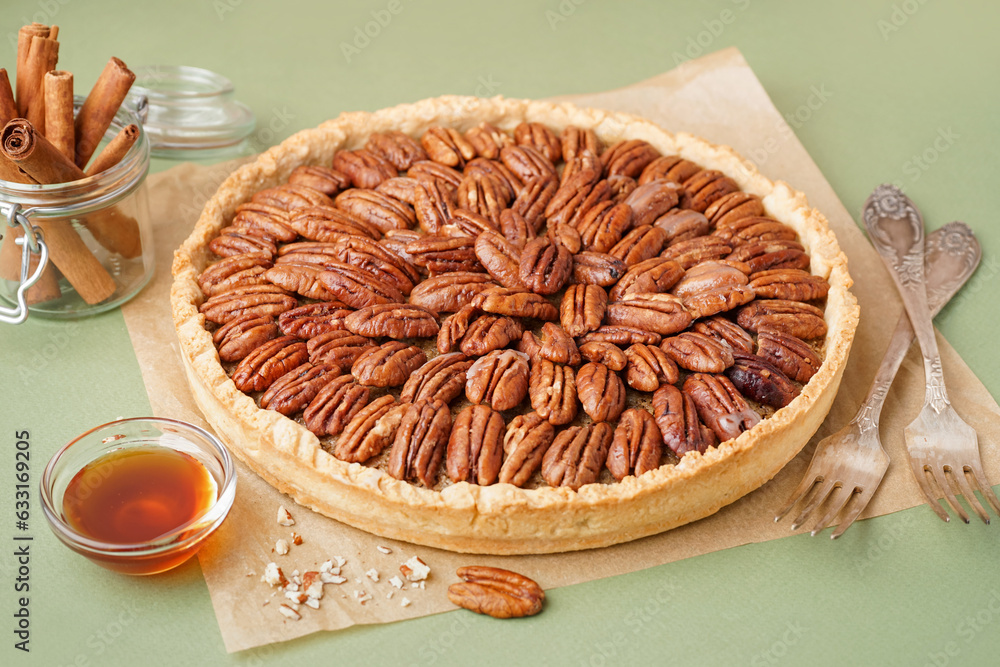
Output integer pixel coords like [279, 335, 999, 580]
[275, 539, 290, 555]
[400, 556, 430, 582]
[366, 568, 381, 582]
[276, 505, 295, 526]
[377, 545, 393, 554]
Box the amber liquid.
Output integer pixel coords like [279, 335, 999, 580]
[62, 446, 218, 545]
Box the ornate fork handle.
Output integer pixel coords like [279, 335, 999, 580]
[853, 221, 982, 432]
[863, 185, 953, 413]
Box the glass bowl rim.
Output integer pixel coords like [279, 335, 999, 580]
[39, 416, 237, 557]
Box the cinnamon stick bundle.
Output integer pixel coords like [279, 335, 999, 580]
[74, 57, 134, 169]
[43, 70, 74, 162]
[85, 123, 138, 176]
[0, 69, 16, 126]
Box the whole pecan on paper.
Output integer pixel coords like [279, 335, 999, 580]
[447, 566, 544, 619]
[446, 405, 505, 485]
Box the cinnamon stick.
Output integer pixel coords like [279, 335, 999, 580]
[15, 24, 50, 116]
[74, 57, 134, 169]
[34, 218, 116, 304]
[44, 70, 74, 162]
[20, 34, 60, 133]
[0, 227, 63, 304]
[85, 123, 137, 176]
[0, 69, 16, 126]
[2, 118, 81, 183]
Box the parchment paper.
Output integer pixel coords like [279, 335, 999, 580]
[121, 47, 1000, 652]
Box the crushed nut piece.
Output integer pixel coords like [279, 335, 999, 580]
[277, 505, 295, 526]
[387, 591, 395, 599]
[278, 604, 301, 620]
[321, 573, 347, 585]
[291, 532, 303, 545]
[401, 597, 411, 607]
[302, 571, 324, 600]
[263, 562, 287, 587]
[285, 590, 307, 604]
[305, 598, 320, 610]
[377, 545, 393, 554]
[400, 557, 430, 582]
[354, 590, 373, 604]
[366, 568, 380, 583]
[389, 576, 404, 589]
[275, 539, 290, 555]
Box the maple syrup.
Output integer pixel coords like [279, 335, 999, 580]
[62, 445, 218, 545]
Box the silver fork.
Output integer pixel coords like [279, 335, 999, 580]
[775, 221, 981, 537]
[864, 184, 1000, 523]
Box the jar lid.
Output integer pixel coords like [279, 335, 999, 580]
[128, 65, 256, 158]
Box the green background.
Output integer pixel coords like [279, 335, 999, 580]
[3, 0, 1000, 665]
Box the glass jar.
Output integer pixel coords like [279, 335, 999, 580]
[0, 99, 154, 319]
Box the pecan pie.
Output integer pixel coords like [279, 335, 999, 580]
[172, 96, 858, 554]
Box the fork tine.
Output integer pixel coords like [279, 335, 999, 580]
[790, 479, 836, 530]
[909, 458, 950, 522]
[830, 487, 877, 539]
[966, 461, 1000, 516]
[775, 473, 822, 522]
[809, 485, 854, 536]
[951, 467, 990, 524]
[929, 466, 970, 524]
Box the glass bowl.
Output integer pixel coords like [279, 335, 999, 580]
[40, 417, 236, 575]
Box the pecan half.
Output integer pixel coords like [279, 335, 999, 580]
[365, 130, 427, 170]
[465, 122, 514, 160]
[443, 209, 499, 241]
[471, 286, 558, 320]
[624, 343, 679, 391]
[682, 169, 740, 212]
[229, 203, 298, 243]
[380, 229, 422, 262]
[737, 300, 828, 339]
[351, 341, 427, 388]
[571, 251, 627, 287]
[231, 336, 309, 392]
[208, 231, 277, 258]
[198, 253, 272, 297]
[408, 273, 497, 314]
[334, 189, 415, 233]
[511, 176, 557, 232]
[437, 305, 478, 353]
[576, 325, 661, 347]
[623, 179, 680, 227]
[518, 323, 581, 366]
[413, 179, 458, 234]
[448, 566, 545, 619]
[280, 237, 419, 294]
[713, 216, 797, 246]
[456, 172, 510, 226]
[560, 284, 607, 337]
[376, 176, 422, 205]
[285, 206, 381, 242]
[671, 260, 749, 298]
[639, 155, 701, 186]
[460, 315, 524, 356]
[726, 352, 800, 409]
[465, 350, 530, 411]
[306, 330, 377, 368]
[546, 221, 583, 254]
[607, 409, 663, 480]
[408, 160, 464, 191]
[704, 192, 764, 228]
[608, 174, 638, 203]
[199, 284, 297, 324]
[692, 316, 755, 354]
[400, 352, 474, 404]
[661, 331, 735, 373]
[560, 126, 602, 162]
[318, 262, 403, 308]
[609, 225, 668, 266]
[576, 362, 627, 422]
[344, 303, 440, 339]
[421, 126, 477, 168]
[264, 263, 341, 301]
[464, 157, 521, 200]
[542, 423, 614, 490]
[214, 313, 280, 362]
[287, 165, 350, 196]
[528, 360, 578, 425]
[260, 361, 341, 415]
[654, 209, 711, 244]
[499, 413, 556, 486]
[513, 122, 561, 163]
[447, 405, 505, 485]
[652, 384, 716, 457]
[683, 373, 760, 442]
[605, 293, 693, 336]
[334, 395, 407, 462]
[545, 168, 607, 227]
[577, 201, 633, 254]
[519, 237, 572, 295]
[407, 234, 481, 273]
[731, 242, 811, 274]
[749, 268, 830, 302]
[499, 208, 536, 249]
[756, 328, 822, 383]
[251, 183, 333, 211]
[388, 398, 452, 487]
[682, 285, 756, 320]
[660, 235, 733, 270]
[303, 374, 371, 437]
[578, 341, 627, 371]
[500, 144, 558, 185]
[608, 257, 684, 301]
[332, 149, 397, 189]
[474, 230, 523, 288]
[601, 140, 660, 178]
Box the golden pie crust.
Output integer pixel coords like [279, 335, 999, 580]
[171, 96, 859, 554]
